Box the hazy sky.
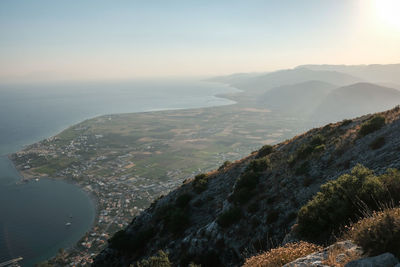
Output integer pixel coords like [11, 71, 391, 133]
[1, 0, 399, 81]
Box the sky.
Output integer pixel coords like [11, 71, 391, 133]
[0, 0, 399, 82]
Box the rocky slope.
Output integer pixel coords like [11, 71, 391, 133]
[93, 105, 400, 267]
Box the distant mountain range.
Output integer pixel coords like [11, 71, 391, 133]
[312, 82, 400, 122]
[212, 63, 400, 123]
[212, 67, 362, 92]
[259, 80, 337, 117]
[297, 63, 400, 84]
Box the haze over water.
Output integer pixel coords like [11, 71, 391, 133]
[0, 79, 238, 266]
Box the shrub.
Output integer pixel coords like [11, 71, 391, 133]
[136, 250, 171, 267]
[217, 206, 242, 228]
[193, 173, 208, 193]
[369, 136, 385, 150]
[303, 177, 313, 187]
[236, 171, 259, 191]
[266, 210, 279, 224]
[247, 202, 260, 213]
[242, 242, 322, 267]
[246, 158, 269, 172]
[310, 134, 325, 147]
[231, 187, 254, 204]
[341, 119, 353, 126]
[176, 193, 192, 208]
[231, 171, 259, 205]
[297, 165, 400, 242]
[359, 116, 385, 137]
[295, 161, 310, 176]
[109, 228, 154, 252]
[165, 209, 190, 234]
[256, 145, 274, 158]
[296, 144, 314, 160]
[313, 144, 326, 154]
[156, 205, 190, 234]
[347, 208, 400, 258]
[218, 160, 231, 170]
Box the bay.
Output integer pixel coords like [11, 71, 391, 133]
[0, 79, 238, 266]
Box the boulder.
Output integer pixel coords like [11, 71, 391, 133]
[345, 253, 399, 267]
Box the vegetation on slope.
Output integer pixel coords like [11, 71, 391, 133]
[297, 165, 400, 242]
[242, 242, 322, 267]
[347, 208, 400, 258]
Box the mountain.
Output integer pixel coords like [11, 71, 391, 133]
[93, 106, 400, 267]
[312, 82, 400, 123]
[259, 80, 337, 116]
[208, 72, 267, 85]
[298, 64, 400, 84]
[231, 68, 362, 92]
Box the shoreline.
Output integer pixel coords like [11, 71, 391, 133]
[6, 81, 243, 264]
[8, 154, 101, 258]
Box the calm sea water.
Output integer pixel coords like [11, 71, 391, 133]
[0, 79, 238, 266]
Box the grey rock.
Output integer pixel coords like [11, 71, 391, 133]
[345, 253, 399, 267]
[284, 241, 362, 267]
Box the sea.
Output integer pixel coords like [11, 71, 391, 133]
[0, 78, 238, 266]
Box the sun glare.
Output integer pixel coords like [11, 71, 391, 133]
[374, 0, 400, 30]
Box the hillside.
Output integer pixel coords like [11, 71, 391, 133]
[312, 82, 400, 123]
[259, 80, 337, 116]
[298, 64, 400, 84]
[217, 68, 362, 92]
[93, 105, 400, 266]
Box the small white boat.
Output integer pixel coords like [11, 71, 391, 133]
[65, 222, 72, 226]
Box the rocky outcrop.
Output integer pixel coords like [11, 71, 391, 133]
[283, 241, 362, 267]
[94, 106, 400, 267]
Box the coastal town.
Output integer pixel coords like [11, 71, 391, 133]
[11, 107, 297, 266]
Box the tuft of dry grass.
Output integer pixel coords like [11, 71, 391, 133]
[242, 241, 322, 267]
[322, 243, 361, 267]
[346, 207, 400, 258]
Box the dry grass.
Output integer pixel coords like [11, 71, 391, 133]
[346, 207, 400, 258]
[322, 243, 361, 267]
[242, 241, 322, 267]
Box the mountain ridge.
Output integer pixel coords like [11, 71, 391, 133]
[94, 105, 400, 267]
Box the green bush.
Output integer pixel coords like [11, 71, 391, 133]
[297, 165, 400, 242]
[295, 161, 310, 176]
[256, 145, 274, 158]
[136, 250, 171, 267]
[310, 134, 325, 147]
[156, 204, 190, 234]
[231, 171, 259, 204]
[359, 116, 385, 137]
[217, 206, 242, 228]
[341, 119, 353, 126]
[296, 144, 314, 160]
[176, 193, 192, 208]
[348, 208, 400, 258]
[246, 158, 269, 172]
[236, 171, 259, 191]
[109, 228, 155, 252]
[313, 144, 326, 153]
[232, 187, 254, 204]
[247, 201, 260, 213]
[303, 177, 313, 187]
[218, 160, 232, 170]
[193, 173, 208, 193]
[267, 210, 280, 224]
[369, 136, 385, 150]
[165, 209, 190, 234]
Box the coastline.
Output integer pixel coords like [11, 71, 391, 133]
[8, 153, 100, 259]
[6, 81, 243, 265]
